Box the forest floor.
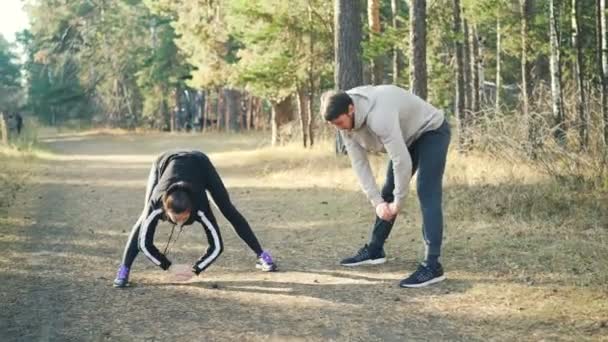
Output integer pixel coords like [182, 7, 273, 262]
[1, 129, 607, 341]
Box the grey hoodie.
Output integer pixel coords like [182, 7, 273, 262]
[341, 85, 444, 209]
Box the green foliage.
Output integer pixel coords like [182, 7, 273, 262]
[11, 0, 607, 140]
[0, 35, 23, 112]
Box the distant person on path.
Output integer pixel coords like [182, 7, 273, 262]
[113, 150, 277, 288]
[320, 85, 451, 288]
[14, 112, 23, 135]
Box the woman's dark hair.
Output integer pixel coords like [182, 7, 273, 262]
[320, 90, 353, 121]
[162, 182, 193, 214]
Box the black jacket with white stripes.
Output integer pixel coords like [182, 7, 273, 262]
[138, 150, 225, 275]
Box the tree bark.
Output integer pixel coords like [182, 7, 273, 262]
[334, 0, 364, 153]
[335, 0, 364, 90]
[368, 0, 383, 84]
[246, 94, 253, 131]
[172, 87, 179, 132]
[297, 87, 310, 147]
[463, 19, 472, 111]
[549, 0, 566, 146]
[600, 0, 608, 146]
[0, 112, 8, 145]
[572, 0, 587, 149]
[521, 0, 539, 157]
[216, 87, 224, 131]
[409, 0, 428, 100]
[224, 88, 240, 132]
[271, 96, 294, 146]
[495, 17, 502, 112]
[453, 0, 467, 151]
[392, 0, 403, 85]
[308, 1, 315, 147]
[469, 24, 480, 115]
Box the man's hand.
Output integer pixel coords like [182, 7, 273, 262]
[375, 202, 394, 221]
[388, 202, 399, 217]
[169, 264, 194, 282]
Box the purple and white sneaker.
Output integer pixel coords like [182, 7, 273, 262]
[113, 265, 130, 288]
[256, 251, 277, 272]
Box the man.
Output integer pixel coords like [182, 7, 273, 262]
[113, 150, 277, 288]
[321, 85, 451, 288]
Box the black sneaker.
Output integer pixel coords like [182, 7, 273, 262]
[399, 263, 445, 288]
[340, 244, 386, 266]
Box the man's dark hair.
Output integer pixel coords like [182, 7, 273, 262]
[162, 182, 193, 214]
[320, 90, 353, 122]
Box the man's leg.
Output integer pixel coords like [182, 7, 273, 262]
[342, 154, 420, 266]
[416, 120, 450, 266]
[400, 120, 450, 288]
[367, 160, 396, 255]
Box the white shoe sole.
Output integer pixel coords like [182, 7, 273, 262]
[256, 264, 277, 272]
[340, 257, 386, 267]
[400, 275, 446, 288]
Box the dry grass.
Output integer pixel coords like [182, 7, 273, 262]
[1, 129, 607, 341]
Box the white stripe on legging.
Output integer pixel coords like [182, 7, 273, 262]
[139, 208, 164, 266]
[196, 210, 222, 270]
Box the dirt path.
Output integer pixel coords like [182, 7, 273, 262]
[1, 132, 606, 341]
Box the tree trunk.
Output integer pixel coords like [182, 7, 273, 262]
[453, 0, 467, 151]
[297, 87, 310, 148]
[572, 0, 587, 149]
[200, 90, 206, 131]
[271, 96, 294, 146]
[600, 0, 608, 146]
[224, 88, 240, 132]
[521, 0, 538, 157]
[308, 1, 315, 147]
[335, 0, 364, 90]
[477, 27, 485, 106]
[368, 0, 383, 85]
[0, 112, 8, 145]
[172, 87, 179, 132]
[409, 0, 428, 100]
[307, 95, 315, 148]
[469, 24, 480, 115]
[463, 19, 472, 111]
[216, 87, 224, 130]
[246, 94, 253, 130]
[391, 0, 403, 85]
[550, 0, 566, 146]
[334, 0, 364, 153]
[495, 17, 502, 112]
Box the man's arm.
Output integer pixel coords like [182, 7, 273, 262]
[372, 113, 412, 210]
[342, 132, 383, 207]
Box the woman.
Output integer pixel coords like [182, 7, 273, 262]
[113, 150, 277, 288]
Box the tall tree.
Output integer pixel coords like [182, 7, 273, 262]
[410, 0, 428, 99]
[495, 16, 502, 112]
[368, 0, 383, 84]
[391, 0, 403, 85]
[549, 0, 565, 146]
[463, 18, 472, 111]
[469, 23, 481, 114]
[520, 0, 539, 157]
[571, 0, 587, 149]
[453, 0, 467, 151]
[335, 0, 364, 90]
[600, 0, 608, 146]
[335, 0, 364, 153]
[0, 35, 22, 112]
